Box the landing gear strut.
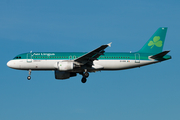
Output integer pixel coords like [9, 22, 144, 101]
[83, 72, 89, 78]
[27, 70, 31, 80]
[81, 70, 89, 83]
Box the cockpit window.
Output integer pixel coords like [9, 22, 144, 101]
[13, 56, 21, 59]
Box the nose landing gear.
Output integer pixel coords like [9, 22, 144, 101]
[27, 70, 31, 80]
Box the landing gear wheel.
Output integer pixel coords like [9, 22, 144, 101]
[27, 76, 31, 80]
[84, 72, 89, 78]
[81, 77, 87, 83]
[27, 70, 31, 80]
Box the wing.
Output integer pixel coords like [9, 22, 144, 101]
[74, 42, 112, 65]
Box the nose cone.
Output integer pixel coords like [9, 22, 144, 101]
[7, 60, 13, 68]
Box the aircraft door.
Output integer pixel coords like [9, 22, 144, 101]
[27, 53, 32, 62]
[135, 53, 140, 63]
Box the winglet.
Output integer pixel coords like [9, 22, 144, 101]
[107, 42, 112, 47]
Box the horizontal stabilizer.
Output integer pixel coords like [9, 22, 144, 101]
[150, 51, 170, 59]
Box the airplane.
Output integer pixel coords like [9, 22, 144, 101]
[7, 27, 171, 83]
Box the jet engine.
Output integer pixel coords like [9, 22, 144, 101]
[55, 70, 77, 80]
[57, 61, 74, 71]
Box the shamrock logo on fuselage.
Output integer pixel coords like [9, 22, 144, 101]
[148, 36, 162, 49]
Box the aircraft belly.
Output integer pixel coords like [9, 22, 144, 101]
[14, 59, 58, 70]
[32, 60, 57, 69]
[11, 59, 157, 71]
[94, 60, 156, 70]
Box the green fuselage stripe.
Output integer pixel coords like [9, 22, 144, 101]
[13, 52, 171, 61]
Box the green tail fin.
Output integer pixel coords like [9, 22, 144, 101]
[138, 27, 167, 53]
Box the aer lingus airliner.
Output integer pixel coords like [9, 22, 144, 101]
[7, 27, 171, 83]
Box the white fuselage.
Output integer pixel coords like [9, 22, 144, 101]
[7, 59, 157, 72]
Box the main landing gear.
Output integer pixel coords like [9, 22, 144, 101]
[27, 70, 31, 80]
[81, 71, 89, 83]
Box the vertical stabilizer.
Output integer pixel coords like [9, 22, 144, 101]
[138, 27, 167, 53]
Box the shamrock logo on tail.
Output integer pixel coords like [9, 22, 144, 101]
[148, 36, 162, 49]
